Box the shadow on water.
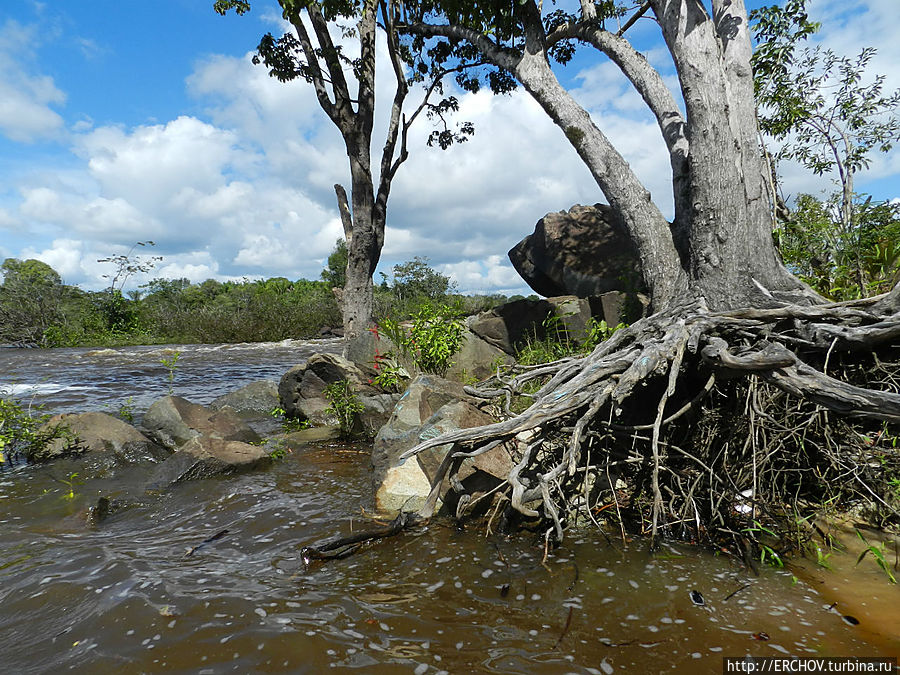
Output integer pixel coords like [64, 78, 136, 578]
[1, 341, 898, 672]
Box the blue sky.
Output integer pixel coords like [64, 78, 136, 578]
[1, 0, 898, 295]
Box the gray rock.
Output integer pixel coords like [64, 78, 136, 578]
[372, 375, 511, 513]
[445, 329, 514, 381]
[278, 353, 375, 424]
[210, 380, 279, 414]
[142, 396, 261, 451]
[358, 393, 402, 437]
[36, 412, 168, 464]
[508, 203, 645, 298]
[371, 374, 473, 489]
[547, 295, 593, 344]
[467, 298, 555, 354]
[146, 437, 271, 490]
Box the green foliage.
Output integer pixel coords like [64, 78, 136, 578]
[777, 193, 900, 300]
[0, 258, 67, 345]
[321, 238, 348, 288]
[159, 350, 181, 395]
[323, 380, 365, 438]
[269, 407, 312, 433]
[516, 312, 625, 366]
[269, 443, 290, 461]
[0, 397, 67, 464]
[743, 520, 785, 569]
[378, 302, 465, 376]
[107, 397, 136, 424]
[371, 350, 410, 393]
[855, 530, 897, 583]
[57, 472, 81, 501]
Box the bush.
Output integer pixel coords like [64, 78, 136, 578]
[323, 380, 365, 438]
[378, 302, 465, 377]
[0, 397, 68, 465]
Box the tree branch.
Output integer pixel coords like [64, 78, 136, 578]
[400, 22, 522, 73]
[282, 8, 338, 122]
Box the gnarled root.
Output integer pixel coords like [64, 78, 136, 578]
[402, 294, 900, 559]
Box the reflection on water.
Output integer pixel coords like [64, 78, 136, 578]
[1, 341, 898, 672]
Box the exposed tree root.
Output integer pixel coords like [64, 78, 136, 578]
[402, 287, 900, 561]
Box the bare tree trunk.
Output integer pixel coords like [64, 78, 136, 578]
[651, 0, 813, 309]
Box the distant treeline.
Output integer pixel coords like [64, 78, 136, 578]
[0, 252, 518, 348]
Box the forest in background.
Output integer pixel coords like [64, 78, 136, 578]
[0, 241, 511, 348]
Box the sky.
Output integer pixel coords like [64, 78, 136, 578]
[1, 0, 898, 296]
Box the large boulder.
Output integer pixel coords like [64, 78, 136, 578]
[142, 396, 261, 451]
[467, 298, 554, 354]
[508, 203, 645, 298]
[358, 393, 403, 437]
[278, 353, 375, 424]
[445, 328, 514, 381]
[146, 436, 271, 489]
[466, 295, 593, 355]
[35, 412, 168, 464]
[372, 375, 512, 512]
[209, 380, 279, 414]
[372, 374, 473, 488]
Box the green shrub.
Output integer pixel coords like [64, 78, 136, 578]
[323, 380, 365, 438]
[378, 302, 465, 377]
[0, 397, 68, 464]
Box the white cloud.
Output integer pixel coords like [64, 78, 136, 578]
[20, 238, 85, 281]
[0, 19, 66, 142]
[3, 1, 898, 299]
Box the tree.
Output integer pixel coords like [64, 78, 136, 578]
[402, 0, 821, 312]
[321, 238, 348, 288]
[0, 259, 66, 345]
[751, 0, 900, 300]
[778, 193, 900, 300]
[215, 0, 472, 351]
[363, 1, 900, 554]
[387, 256, 455, 302]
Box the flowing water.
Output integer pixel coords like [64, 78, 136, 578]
[1, 342, 898, 673]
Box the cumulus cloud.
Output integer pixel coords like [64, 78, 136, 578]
[3, 1, 898, 297]
[0, 19, 66, 142]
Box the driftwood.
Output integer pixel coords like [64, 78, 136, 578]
[396, 286, 900, 557]
[301, 512, 420, 564]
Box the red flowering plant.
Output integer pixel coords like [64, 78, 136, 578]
[369, 323, 410, 393]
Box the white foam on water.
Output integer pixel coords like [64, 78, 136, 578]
[0, 383, 95, 397]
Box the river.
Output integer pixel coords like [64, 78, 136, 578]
[1, 341, 897, 673]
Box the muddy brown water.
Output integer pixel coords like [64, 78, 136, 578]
[1, 342, 898, 673]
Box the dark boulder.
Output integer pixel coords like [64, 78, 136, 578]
[278, 353, 375, 424]
[508, 203, 645, 298]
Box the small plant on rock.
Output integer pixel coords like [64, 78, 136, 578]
[323, 380, 365, 438]
[0, 397, 68, 465]
[159, 350, 181, 395]
[268, 406, 312, 433]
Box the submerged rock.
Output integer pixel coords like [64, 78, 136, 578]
[146, 436, 271, 489]
[36, 411, 168, 464]
[142, 396, 261, 451]
[209, 380, 279, 414]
